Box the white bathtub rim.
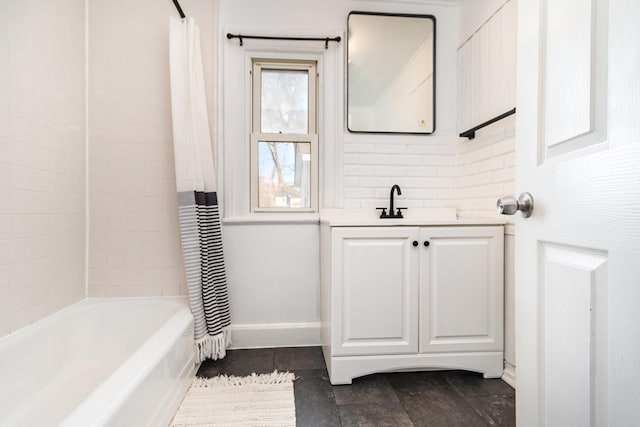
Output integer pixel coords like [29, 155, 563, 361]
[0, 296, 190, 349]
[0, 297, 194, 427]
[60, 299, 194, 427]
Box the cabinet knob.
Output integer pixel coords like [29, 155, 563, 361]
[412, 240, 418, 247]
[423, 241, 430, 247]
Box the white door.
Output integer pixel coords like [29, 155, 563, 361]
[419, 226, 503, 355]
[331, 227, 419, 356]
[515, 0, 640, 426]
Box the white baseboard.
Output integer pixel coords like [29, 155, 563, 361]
[228, 322, 321, 349]
[502, 363, 516, 388]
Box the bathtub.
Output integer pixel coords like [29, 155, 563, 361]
[0, 297, 195, 427]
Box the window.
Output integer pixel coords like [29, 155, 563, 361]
[251, 59, 318, 212]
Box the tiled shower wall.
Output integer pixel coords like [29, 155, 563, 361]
[0, 0, 86, 337]
[87, 0, 215, 297]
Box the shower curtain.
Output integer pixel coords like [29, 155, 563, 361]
[169, 16, 231, 363]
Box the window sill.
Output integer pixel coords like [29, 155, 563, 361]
[223, 214, 320, 226]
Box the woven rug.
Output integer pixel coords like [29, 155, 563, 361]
[170, 371, 296, 427]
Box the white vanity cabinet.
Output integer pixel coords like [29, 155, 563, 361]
[320, 222, 504, 385]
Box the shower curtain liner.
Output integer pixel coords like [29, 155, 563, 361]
[169, 16, 231, 363]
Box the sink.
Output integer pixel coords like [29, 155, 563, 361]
[320, 208, 458, 226]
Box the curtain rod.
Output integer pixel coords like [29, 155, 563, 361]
[459, 108, 516, 140]
[226, 33, 342, 49]
[172, 0, 185, 19]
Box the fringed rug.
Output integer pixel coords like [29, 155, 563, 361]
[170, 371, 296, 427]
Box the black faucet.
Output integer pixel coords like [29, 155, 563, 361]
[376, 184, 407, 219]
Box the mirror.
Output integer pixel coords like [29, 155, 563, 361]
[347, 12, 435, 134]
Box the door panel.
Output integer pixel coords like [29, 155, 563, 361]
[544, 0, 599, 150]
[332, 227, 419, 356]
[541, 0, 608, 161]
[541, 244, 608, 426]
[516, 0, 640, 425]
[419, 227, 503, 353]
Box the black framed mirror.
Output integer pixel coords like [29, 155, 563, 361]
[347, 11, 436, 134]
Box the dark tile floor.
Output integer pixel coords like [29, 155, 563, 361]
[197, 347, 515, 427]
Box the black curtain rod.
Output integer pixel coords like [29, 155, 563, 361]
[459, 108, 516, 140]
[227, 33, 341, 49]
[172, 0, 185, 19]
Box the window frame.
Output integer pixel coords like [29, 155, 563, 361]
[250, 59, 319, 213]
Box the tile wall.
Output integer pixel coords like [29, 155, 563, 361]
[342, 135, 459, 209]
[0, 0, 86, 337]
[456, 116, 515, 219]
[87, 0, 215, 297]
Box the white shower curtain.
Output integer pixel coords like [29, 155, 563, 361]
[169, 16, 231, 363]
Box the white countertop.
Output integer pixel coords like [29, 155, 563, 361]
[320, 208, 507, 227]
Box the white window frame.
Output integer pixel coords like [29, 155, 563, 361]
[250, 59, 319, 213]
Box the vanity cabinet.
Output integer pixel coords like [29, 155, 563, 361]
[320, 223, 504, 385]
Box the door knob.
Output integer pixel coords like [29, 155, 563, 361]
[497, 192, 534, 218]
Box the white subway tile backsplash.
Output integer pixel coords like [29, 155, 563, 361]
[344, 164, 379, 176]
[406, 166, 439, 177]
[492, 167, 515, 183]
[456, 119, 515, 219]
[357, 177, 392, 188]
[492, 137, 516, 155]
[376, 144, 408, 154]
[344, 187, 377, 199]
[503, 152, 515, 167]
[391, 155, 423, 166]
[358, 154, 393, 165]
[407, 144, 440, 155]
[342, 176, 360, 187]
[343, 138, 458, 209]
[458, 172, 493, 189]
[373, 165, 414, 177]
[437, 145, 459, 155]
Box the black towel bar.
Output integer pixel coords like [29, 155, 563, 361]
[459, 108, 516, 140]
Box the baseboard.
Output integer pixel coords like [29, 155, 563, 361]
[502, 363, 516, 388]
[228, 322, 321, 349]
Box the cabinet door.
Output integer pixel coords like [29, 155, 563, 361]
[332, 227, 419, 356]
[419, 226, 503, 353]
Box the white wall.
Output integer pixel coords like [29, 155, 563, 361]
[219, 0, 460, 347]
[87, 0, 216, 297]
[0, 0, 86, 337]
[459, 0, 509, 44]
[456, 0, 515, 219]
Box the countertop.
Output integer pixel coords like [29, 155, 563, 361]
[320, 208, 507, 227]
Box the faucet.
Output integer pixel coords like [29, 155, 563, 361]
[376, 184, 407, 219]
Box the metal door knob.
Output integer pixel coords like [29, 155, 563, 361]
[497, 192, 534, 218]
